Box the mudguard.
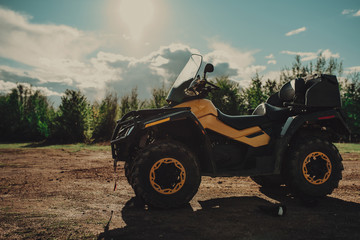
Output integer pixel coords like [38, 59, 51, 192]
[111, 107, 190, 160]
[273, 109, 350, 173]
[111, 107, 215, 172]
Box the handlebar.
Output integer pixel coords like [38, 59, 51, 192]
[185, 78, 219, 97]
[205, 79, 220, 90]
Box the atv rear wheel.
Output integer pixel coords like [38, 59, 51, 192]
[284, 137, 343, 198]
[130, 140, 201, 209]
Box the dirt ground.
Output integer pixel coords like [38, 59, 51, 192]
[0, 148, 359, 240]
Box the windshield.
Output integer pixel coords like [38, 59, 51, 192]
[166, 54, 202, 104]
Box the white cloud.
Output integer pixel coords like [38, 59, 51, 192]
[265, 54, 276, 65]
[242, 65, 267, 76]
[204, 40, 265, 84]
[1, 40, 265, 100]
[0, 42, 199, 102]
[122, 34, 131, 40]
[342, 9, 354, 15]
[345, 66, 360, 74]
[285, 27, 306, 36]
[96, 43, 198, 99]
[0, 7, 267, 101]
[0, 80, 17, 93]
[321, 49, 340, 59]
[32, 85, 63, 96]
[0, 80, 62, 96]
[0, 7, 101, 68]
[281, 49, 340, 61]
[281, 50, 316, 61]
[341, 9, 360, 16]
[263, 71, 281, 81]
[205, 41, 258, 68]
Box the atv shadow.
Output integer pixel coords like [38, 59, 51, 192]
[259, 185, 331, 207]
[97, 194, 360, 240]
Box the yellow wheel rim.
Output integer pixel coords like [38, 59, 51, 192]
[149, 158, 186, 195]
[302, 152, 332, 185]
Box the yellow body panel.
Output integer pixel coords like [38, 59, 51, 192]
[145, 117, 170, 128]
[175, 99, 270, 147]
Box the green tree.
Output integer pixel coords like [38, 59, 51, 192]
[279, 53, 343, 84]
[24, 90, 52, 139]
[92, 92, 119, 142]
[0, 89, 21, 141]
[119, 87, 145, 117]
[0, 84, 53, 141]
[263, 79, 280, 98]
[148, 84, 168, 109]
[341, 72, 360, 140]
[240, 73, 268, 114]
[292, 55, 308, 77]
[52, 89, 88, 143]
[208, 76, 242, 115]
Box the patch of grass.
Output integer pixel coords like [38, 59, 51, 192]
[0, 143, 29, 149]
[1, 142, 358, 154]
[39, 143, 110, 152]
[0, 142, 110, 151]
[335, 143, 360, 153]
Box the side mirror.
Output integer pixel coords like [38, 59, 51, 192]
[203, 63, 214, 78]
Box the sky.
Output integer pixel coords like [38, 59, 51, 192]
[0, 0, 359, 105]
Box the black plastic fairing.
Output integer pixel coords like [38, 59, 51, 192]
[111, 107, 191, 160]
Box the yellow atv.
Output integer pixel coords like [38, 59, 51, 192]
[111, 54, 350, 208]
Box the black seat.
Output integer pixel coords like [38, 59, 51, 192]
[217, 110, 269, 130]
[217, 103, 290, 131]
[252, 103, 290, 121]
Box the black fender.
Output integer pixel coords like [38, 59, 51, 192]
[143, 110, 216, 174]
[273, 109, 351, 173]
[111, 107, 216, 174]
[111, 107, 191, 160]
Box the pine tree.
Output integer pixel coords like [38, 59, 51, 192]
[52, 89, 88, 143]
[92, 92, 119, 142]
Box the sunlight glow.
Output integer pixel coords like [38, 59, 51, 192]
[119, 0, 155, 41]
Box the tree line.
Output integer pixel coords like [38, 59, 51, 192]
[0, 55, 359, 143]
[0, 84, 169, 143]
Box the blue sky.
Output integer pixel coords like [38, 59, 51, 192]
[0, 0, 359, 105]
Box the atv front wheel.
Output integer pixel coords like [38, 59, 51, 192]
[130, 140, 201, 208]
[284, 137, 343, 198]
